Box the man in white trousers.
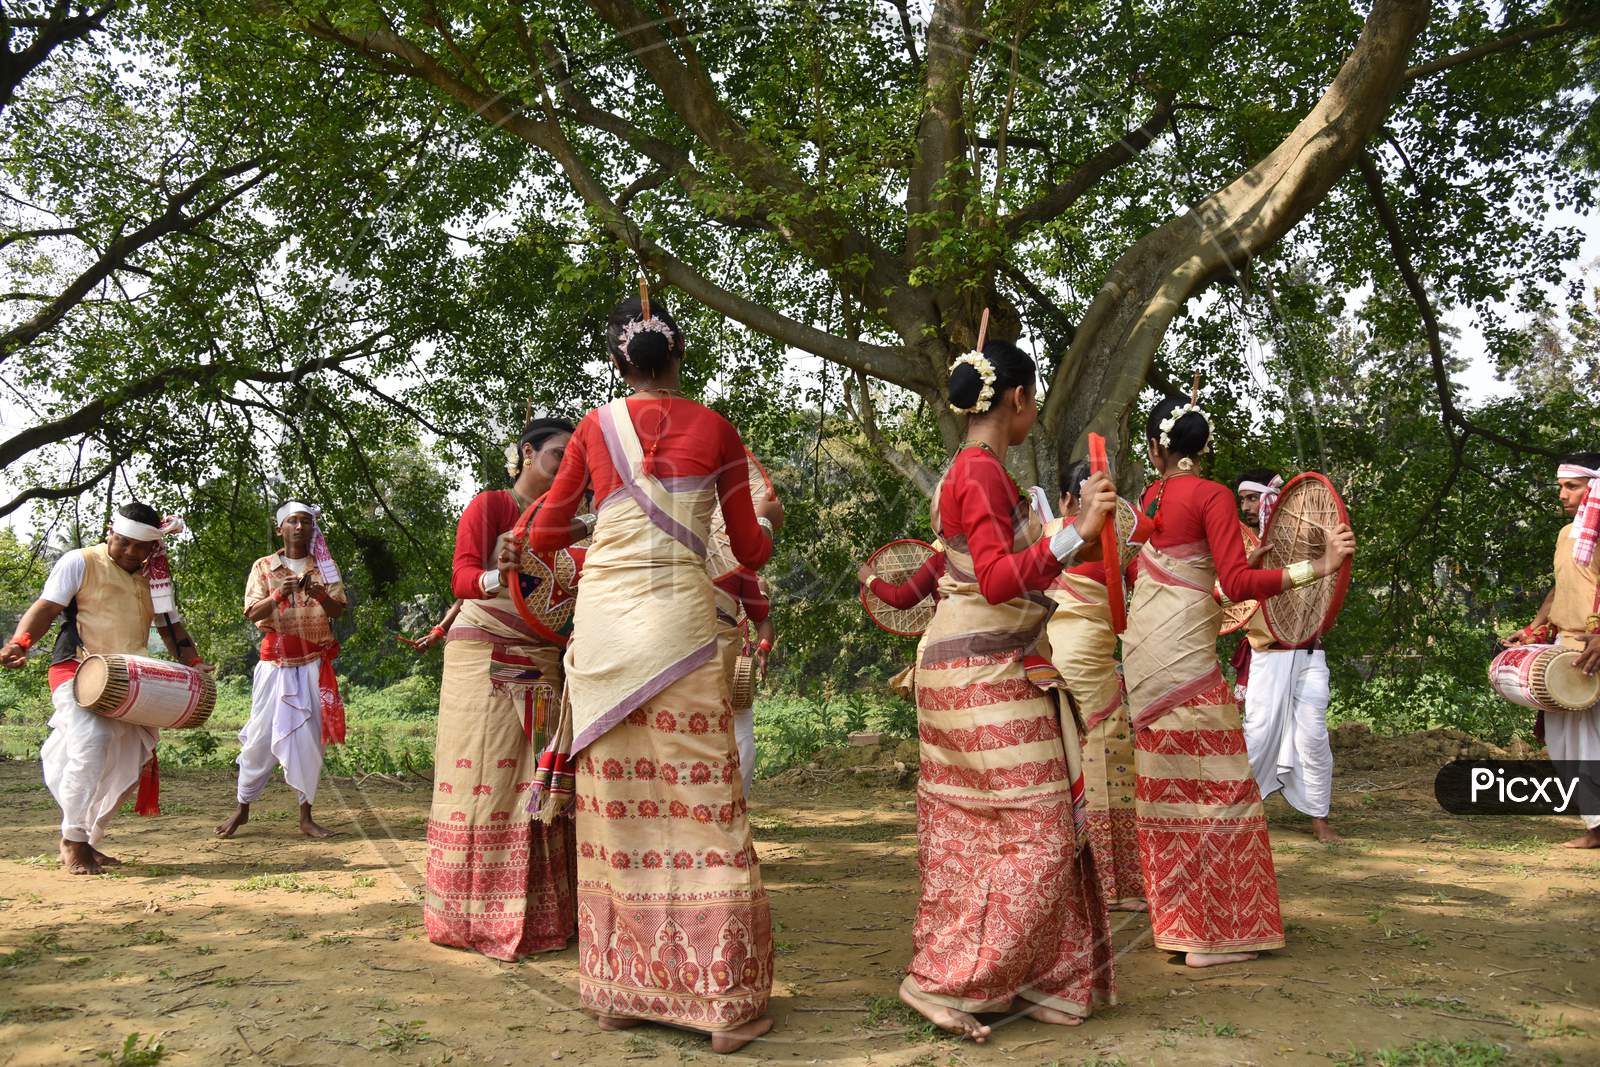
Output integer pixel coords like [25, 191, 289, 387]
[216, 502, 345, 839]
[1, 502, 206, 874]
[1235, 470, 1342, 843]
[1502, 452, 1600, 848]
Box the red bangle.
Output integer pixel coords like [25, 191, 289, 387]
[757, 639, 772, 653]
[10, 632, 31, 651]
[429, 626, 445, 638]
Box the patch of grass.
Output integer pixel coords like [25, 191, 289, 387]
[863, 995, 943, 1042]
[234, 873, 354, 898]
[0, 1004, 76, 1024]
[373, 1020, 435, 1052]
[318, 934, 352, 946]
[1523, 1018, 1587, 1040]
[132, 929, 172, 945]
[97, 1033, 165, 1066]
[279, 927, 305, 941]
[622, 1035, 657, 1055]
[194, 945, 214, 956]
[16, 854, 55, 867]
[1332, 1038, 1509, 1066]
[352, 874, 377, 889]
[0, 931, 61, 969]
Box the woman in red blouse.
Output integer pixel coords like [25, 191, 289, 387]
[1122, 396, 1353, 968]
[899, 338, 1119, 1041]
[425, 417, 582, 962]
[524, 296, 782, 1054]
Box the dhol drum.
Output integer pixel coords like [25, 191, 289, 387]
[1488, 644, 1600, 714]
[74, 653, 216, 730]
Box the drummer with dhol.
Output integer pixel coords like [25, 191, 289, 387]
[216, 501, 346, 840]
[0, 502, 208, 875]
[1502, 451, 1600, 848]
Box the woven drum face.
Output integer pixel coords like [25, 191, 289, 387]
[73, 654, 113, 707]
[860, 539, 938, 637]
[707, 451, 774, 581]
[1260, 472, 1352, 648]
[514, 548, 580, 645]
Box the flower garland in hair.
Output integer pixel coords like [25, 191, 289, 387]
[1156, 402, 1210, 455]
[618, 315, 677, 364]
[948, 351, 997, 415]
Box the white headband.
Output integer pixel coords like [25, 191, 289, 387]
[1556, 464, 1598, 481]
[276, 500, 319, 525]
[111, 514, 184, 542]
[1237, 480, 1273, 495]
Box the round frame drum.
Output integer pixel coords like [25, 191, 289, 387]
[731, 654, 758, 711]
[706, 450, 777, 581]
[1488, 644, 1600, 714]
[1259, 472, 1352, 648]
[860, 538, 938, 637]
[510, 493, 585, 646]
[74, 653, 216, 730]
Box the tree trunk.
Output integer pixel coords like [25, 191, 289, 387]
[1039, 0, 1432, 469]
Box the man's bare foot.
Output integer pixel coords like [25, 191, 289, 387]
[1560, 827, 1600, 849]
[594, 1014, 643, 1031]
[1311, 818, 1345, 844]
[215, 804, 249, 838]
[299, 803, 333, 838]
[710, 1016, 774, 1054]
[1185, 951, 1257, 968]
[60, 839, 100, 876]
[1110, 899, 1148, 912]
[899, 976, 991, 1043]
[89, 847, 122, 867]
[1020, 1002, 1083, 1026]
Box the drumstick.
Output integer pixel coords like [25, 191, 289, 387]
[975, 307, 990, 352]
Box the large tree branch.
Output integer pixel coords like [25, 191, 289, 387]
[0, 2, 114, 113]
[286, 10, 927, 389]
[581, 0, 912, 320]
[1356, 151, 1558, 458]
[1041, 0, 1433, 461]
[1001, 93, 1176, 237]
[0, 156, 271, 363]
[0, 450, 126, 520]
[0, 337, 386, 472]
[1405, 9, 1600, 80]
[842, 370, 937, 495]
[906, 0, 981, 263]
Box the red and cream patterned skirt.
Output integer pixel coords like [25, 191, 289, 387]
[1083, 702, 1145, 907]
[425, 639, 576, 961]
[910, 643, 1114, 1015]
[1133, 690, 1285, 954]
[572, 657, 771, 1032]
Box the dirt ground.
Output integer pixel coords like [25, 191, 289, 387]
[1, 751, 1596, 1067]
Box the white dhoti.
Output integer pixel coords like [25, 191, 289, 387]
[733, 707, 755, 798]
[40, 681, 158, 846]
[1242, 648, 1333, 818]
[236, 659, 324, 805]
[1544, 702, 1600, 830]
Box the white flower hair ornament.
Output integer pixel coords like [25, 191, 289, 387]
[618, 316, 677, 365]
[1157, 402, 1210, 453]
[948, 351, 997, 415]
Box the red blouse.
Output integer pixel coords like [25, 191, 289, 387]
[714, 568, 770, 624]
[1067, 558, 1107, 586]
[869, 553, 945, 609]
[939, 448, 1063, 604]
[1139, 475, 1283, 603]
[452, 489, 521, 601]
[527, 397, 772, 572]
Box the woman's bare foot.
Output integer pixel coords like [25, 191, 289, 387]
[710, 1016, 773, 1054]
[898, 976, 991, 1043]
[1020, 1002, 1083, 1026]
[215, 804, 250, 838]
[59, 839, 100, 876]
[1185, 951, 1257, 968]
[593, 1014, 643, 1031]
[1110, 899, 1148, 912]
[299, 802, 333, 838]
[89, 847, 122, 867]
[1311, 817, 1345, 844]
[1560, 827, 1600, 849]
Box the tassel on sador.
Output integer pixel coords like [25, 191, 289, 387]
[135, 753, 160, 816]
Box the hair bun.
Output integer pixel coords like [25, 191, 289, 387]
[948, 363, 983, 410]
